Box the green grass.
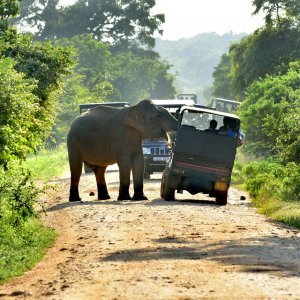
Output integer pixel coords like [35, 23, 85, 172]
[252, 196, 300, 229]
[0, 145, 67, 284]
[231, 153, 300, 229]
[0, 218, 56, 284]
[23, 144, 69, 181]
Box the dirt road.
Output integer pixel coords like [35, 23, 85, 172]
[1, 166, 300, 299]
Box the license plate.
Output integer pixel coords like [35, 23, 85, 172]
[153, 157, 169, 161]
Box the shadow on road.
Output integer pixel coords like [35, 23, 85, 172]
[101, 235, 300, 278]
[147, 198, 219, 207]
[46, 199, 121, 212]
[46, 197, 221, 212]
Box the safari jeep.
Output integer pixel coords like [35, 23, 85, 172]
[160, 106, 242, 205]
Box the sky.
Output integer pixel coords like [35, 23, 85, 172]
[59, 0, 265, 40]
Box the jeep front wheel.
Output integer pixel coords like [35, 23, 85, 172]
[160, 171, 167, 198]
[165, 173, 175, 201]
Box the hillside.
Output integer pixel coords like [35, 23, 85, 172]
[154, 32, 245, 98]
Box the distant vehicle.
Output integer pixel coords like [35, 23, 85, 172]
[79, 102, 130, 173]
[177, 93, 197, 101]
[142, 98, 195, 179]
[210, 98, 240, 113]
[160, 105, 243, 205]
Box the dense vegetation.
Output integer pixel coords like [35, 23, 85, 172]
[212, 0, 300, 227]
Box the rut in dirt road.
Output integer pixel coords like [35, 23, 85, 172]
[0, 169, 300, 300]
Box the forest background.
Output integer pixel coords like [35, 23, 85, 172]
[0, 0, 299, 283]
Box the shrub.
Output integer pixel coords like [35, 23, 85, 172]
[0, 166, 48, 228]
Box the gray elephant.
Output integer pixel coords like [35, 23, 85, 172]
[67, 100, 178, 202]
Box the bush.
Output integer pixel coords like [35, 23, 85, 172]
[0, 164, 56, 283]
[241, 160, 300, 228]
[0, 166, 48, 228]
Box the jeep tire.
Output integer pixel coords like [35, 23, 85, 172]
[215, 190, 228, 205]
[162, 171, 175, 201]
[160, 171, 166, 198]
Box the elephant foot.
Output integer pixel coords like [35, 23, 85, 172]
[98, 194, 111, 200]
[69, 196, 82, 202]
[132, 194, 148, 201]
[164, 197, 175, 201]
[69, 187, 82, 202]
[117, 194, 132, 201]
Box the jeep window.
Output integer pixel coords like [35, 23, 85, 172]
[182, 111, 220, 131]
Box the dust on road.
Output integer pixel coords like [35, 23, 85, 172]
[1, 166, 299, 299]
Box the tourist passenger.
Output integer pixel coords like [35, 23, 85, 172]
[205, 119, 218, 134]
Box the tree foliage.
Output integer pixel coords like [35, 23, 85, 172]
[212, 53, 233, 99]
[230, 22, 300, 99]
[0, 1, 73, 164]
[14, 0, 164, 47]
[0, 58, 39, 164]
[238, 61, 300, 163]
[56, 34, 176, 103]
[252, 0, 300, 25]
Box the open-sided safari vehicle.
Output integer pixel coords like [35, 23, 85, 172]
[160, 106, 243, 205]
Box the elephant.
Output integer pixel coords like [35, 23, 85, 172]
[67, 99, 178, 202]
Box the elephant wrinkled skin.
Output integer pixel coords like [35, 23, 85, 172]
[67, 100, 178, 202]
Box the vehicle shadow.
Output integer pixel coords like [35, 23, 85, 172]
[100, 234, 300, 278]
[147, 198, 218, 207]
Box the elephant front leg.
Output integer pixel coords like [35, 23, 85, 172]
[117, 163, 132, 200]
[93, 166, 110, 200]
[132, 152, 148, 200]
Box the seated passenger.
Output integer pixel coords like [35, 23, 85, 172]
[219, 117, 244, 146]
[205, 119, 218, 134]
[219, 117, 237, 137]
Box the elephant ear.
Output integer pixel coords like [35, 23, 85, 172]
[124, 105, 146, 133]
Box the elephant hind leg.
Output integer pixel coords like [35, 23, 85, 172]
[93, 166, 110, 200]
[68, 145, 83, 202]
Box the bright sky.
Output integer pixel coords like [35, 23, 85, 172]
[59, 0, 265, 40]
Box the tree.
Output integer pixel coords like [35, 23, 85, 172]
[0, 58, 40, 164]
[0, 1, 73, 163]
[238, 61, 300, 163]
[55, 34, 176, 103]
[212, 53, 233, 99]
[252, 0, 300, 26]
[229, 22, 300, 99]
[14, 0, 164, 47]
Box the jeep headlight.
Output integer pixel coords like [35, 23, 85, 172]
[143, 148, 151, 155]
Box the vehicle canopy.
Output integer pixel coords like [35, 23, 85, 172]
[79, 102, 130, 114]
[151, 99, 195, 115]
[210, 98, 240, 113]
[177, 93, 197, 101]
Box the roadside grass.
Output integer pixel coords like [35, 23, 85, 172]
[23, 144, 69, 181]
[0, 145, 67, 284]
[232, 153, 300, 229]
[0, 219, 56, 284]
[252, 197, 300, 229]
